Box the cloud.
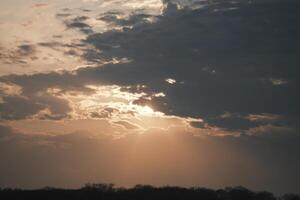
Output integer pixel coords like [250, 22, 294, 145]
[31, 3, 49, 8]
[1, 0, 300, 135]
[17, 45, 36, 56]
[0, 44, 37, 65]
[205, 113, 260, 131]
[0, 96, 45, 120]
[114, 120, 141, 130]
[65, 16, 94, 34]
[78, 0, 300, 131]
[0, 82, 22, 96]
[0, 73, 76, 120]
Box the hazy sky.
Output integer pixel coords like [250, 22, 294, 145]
[0, 0, 300, 195]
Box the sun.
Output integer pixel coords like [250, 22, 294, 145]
[140, 105, 155, 115]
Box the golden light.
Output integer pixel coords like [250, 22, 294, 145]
[139, 105, 155, 115]
[165, 78, 176, 85]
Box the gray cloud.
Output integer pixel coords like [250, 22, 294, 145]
[0, 96, 45, 120]
[65, 15, 93, 34]
[78, 0, 300, 131]
[17, 45, 36, 57]
[1, 0, 300, 133]
[0, 44, 37, 65]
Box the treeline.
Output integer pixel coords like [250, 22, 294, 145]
[0, 184, 299, 200]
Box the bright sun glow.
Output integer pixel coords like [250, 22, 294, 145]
[140, 105, 155, 115]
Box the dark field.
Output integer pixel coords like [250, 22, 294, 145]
[1, 184, 299, 200]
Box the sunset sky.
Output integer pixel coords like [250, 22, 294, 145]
[0, 0, 300, 195]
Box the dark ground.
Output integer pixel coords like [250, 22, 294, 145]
[0, 184, 299, 200]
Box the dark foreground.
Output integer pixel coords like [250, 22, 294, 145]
[0, 184, 299, 200]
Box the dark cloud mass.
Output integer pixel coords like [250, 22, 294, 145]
[1, 0, 300, 132]
[81, 0, 300, 131]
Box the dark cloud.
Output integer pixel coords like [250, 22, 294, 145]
[0, 93, 71, 121]
[38, 41, 65, 48]
[0, 72, 86, 120]
[65, 16, 93, 34]
[78, 0, 300, 131]
[0, 96, 45, 120]
[0, 44, 37, 65]
[1, 0, 300, 132]
[205, 113, 260, 131]
[17, 45, 36, 56]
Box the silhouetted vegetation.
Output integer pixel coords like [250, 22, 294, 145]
[0, 184, 299, 200]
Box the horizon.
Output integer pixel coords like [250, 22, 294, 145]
[0, 184, 299, 197]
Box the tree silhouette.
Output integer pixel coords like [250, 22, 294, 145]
[0, 184, 298, 200]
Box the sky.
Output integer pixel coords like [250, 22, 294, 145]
[0, 0, 300, 195]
